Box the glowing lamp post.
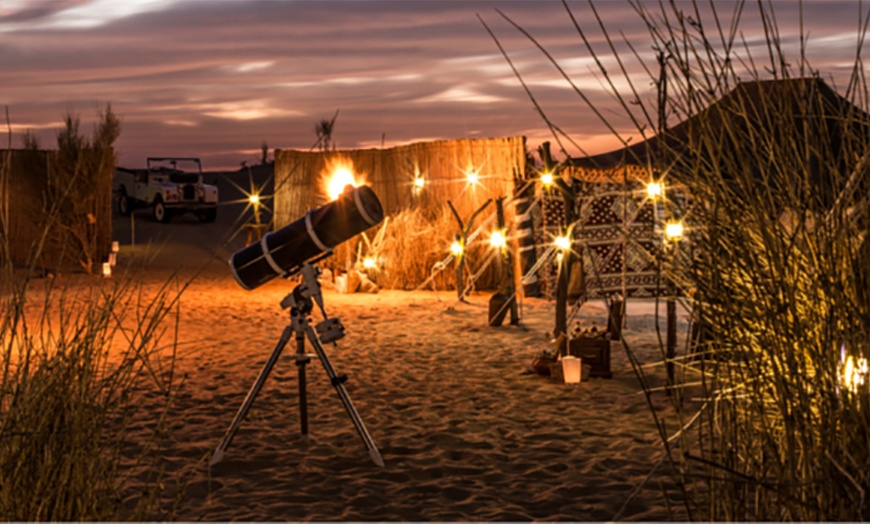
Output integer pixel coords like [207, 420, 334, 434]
[249, 192, 263, 225]
[662, 217, 684, 396]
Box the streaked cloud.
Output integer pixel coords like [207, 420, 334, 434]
[0, 0, 179, 31]
[230, 61, 276, 73]
[0, 0, 866, 169]
[201, 100, 304, 121]
[415, 85, 508, 104]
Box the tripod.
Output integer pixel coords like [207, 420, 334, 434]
[210, 263, 384, 467]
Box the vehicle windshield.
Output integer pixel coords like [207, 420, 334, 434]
[170, 172, 199, 184]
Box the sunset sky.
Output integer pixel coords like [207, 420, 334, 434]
[1, 0, 867, 171]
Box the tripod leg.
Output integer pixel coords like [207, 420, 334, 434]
[296, 330, 309, 435]
[305, 327, 385, 467]
[210, 325, 293, 466]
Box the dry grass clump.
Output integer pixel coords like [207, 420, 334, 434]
[494, 0, 870, 519]
[0, 275, 186, 520]
[0, 271, 190, 520]
[673, 80, 870, 521]
[1, 112, 185, 520]
[325, 205, 504, 291]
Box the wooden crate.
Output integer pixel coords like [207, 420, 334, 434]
[568, 337, 613, 379]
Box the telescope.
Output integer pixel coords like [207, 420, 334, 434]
[212, 184, 386, 467]
[230, 185, 384, 290]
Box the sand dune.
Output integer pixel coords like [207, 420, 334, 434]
[25, 180, 692, 520]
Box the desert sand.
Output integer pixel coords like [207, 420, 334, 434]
[28, 173, 691, 521]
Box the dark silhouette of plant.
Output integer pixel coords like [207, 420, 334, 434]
[51, 104, 120, 273]
[314, 109, 340, 151]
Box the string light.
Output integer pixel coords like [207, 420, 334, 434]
[249, 194, 260, 205]
[362, 256, 377, 269]
[489, 230, 506, 249]
[413, 177, 426, 190]
[665, 220, 684, 242]
[450, 240, 464, 256]
[554, 235, 571, 251]
[540, 172, 554, 187]
[646, 181, 663, 199]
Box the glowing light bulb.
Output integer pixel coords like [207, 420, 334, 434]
[413, 177, 426, 190]
[466, 170, 479, 185]
[842, 354, 868, 393]
[450, 241, 464, 256]
[665, 221, 684, 241]
[554, 235, 571, 251]
[490, 230, 506, 249]
[646, 181, 663, 199]
[363, 256, 376, 269]
[328, 167, 357, 201]
[249, 194, 260, 205]
[541, 172, 554, 187]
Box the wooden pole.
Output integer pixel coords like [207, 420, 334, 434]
[514, 175, 540, 297]
[449, 199, 492, 302]
[666, 249, 677, 394]
[540, 142, 576, 356]
[657, 50, 677, 396]
[495, 197, 519, 325]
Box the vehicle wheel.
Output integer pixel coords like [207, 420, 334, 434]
[198, 208, 217, 223]
[153, 197, 172, 223]
[118, 187, 132, 216]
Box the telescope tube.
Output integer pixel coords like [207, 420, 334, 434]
[230, 185, 384, 290]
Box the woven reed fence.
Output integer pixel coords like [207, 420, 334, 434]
[1, 148, 113, 272]
[274, 137, 528, 290]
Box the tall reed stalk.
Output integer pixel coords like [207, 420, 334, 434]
[492, 0, 870, 519]
[1, 111, 186, 520]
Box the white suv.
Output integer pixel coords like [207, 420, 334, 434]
[114, 157, 219, 223]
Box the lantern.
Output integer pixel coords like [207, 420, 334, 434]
[562, 355, 582, 384]
[102, 262, 112, 278]
[841, 349, 869, 394]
